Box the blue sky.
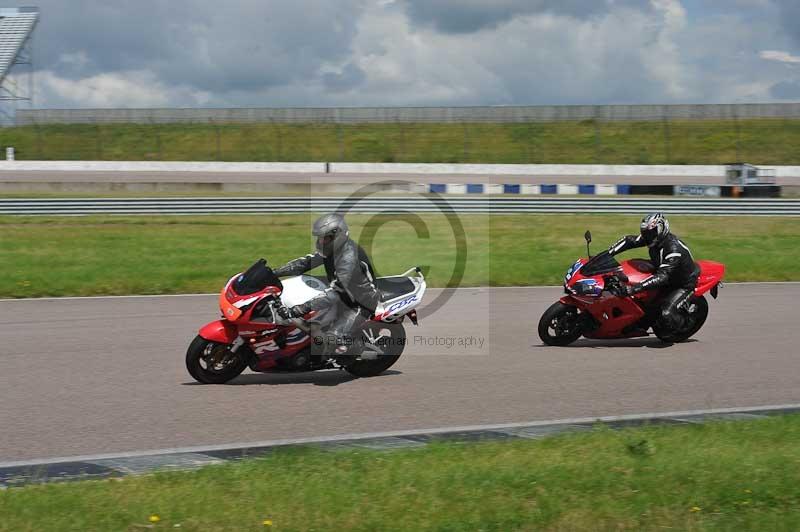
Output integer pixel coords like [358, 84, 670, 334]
[7, 0, 800, 108]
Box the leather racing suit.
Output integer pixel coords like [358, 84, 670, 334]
[609, 232, 701, 330]
[273, 239, 381, 355]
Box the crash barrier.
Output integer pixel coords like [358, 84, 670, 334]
[1, 197, 798, 216]
[1, 160, 797, 180]
[0, 161, 788, 197]
[425, 184, 780, 197]
[428, 184, 630, 195]
[0, 161, 327, 172]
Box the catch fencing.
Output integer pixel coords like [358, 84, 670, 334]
[16, 103, 800, 124]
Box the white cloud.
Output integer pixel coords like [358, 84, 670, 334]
[759, 50, 800, 64]
[18, 0, 800, 108]
[642, 0, 690, 99]
[37, 70, 211, 108]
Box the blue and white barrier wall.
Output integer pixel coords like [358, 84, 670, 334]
[423, 183, 779, 197]
[426, 183, 631, 195]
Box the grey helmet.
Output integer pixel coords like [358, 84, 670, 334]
[640, 212, 670, 248]
[312, 213, 349, 257]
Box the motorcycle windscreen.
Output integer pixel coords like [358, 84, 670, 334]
[581, 251, 622, 276]
[233, 259, 283, 295]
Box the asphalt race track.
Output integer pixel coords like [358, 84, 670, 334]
[0, 284, 796, 462]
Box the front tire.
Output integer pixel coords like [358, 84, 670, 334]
[186, 335, 248, 384]
[653, 295, 709, 343]
[538, 302, 584, 346]
[344, 322, 405, 378]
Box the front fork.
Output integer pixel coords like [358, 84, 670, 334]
[559, 296, 599, 334]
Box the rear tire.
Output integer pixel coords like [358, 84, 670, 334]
[186, 335, 248, 384]
[344, 322, 405, 378]
[538, 302, 584, 346]
[653, 295, 709, 343]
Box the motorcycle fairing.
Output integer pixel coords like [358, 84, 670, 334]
[199, 319, 239, 344]
[695, 260, 725, 296]
[279, 275, 328, 307]
[373, 272, 426, 322]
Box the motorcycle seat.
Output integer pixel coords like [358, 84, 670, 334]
[374, 276, 415, 302]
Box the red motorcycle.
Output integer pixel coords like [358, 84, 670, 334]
[538, 231, 724, 346]
[187, 259, 426, 383]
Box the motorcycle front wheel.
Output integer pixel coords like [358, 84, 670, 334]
[344, 322, 406, 378]
[538, 302, 584, 346]
[186, 335, 248, 384]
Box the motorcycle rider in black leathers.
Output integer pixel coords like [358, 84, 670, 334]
[607, 212, 700, 331]
[272, 213, 381, 358]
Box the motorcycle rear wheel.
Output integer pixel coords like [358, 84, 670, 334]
[538, 302, 584, 346]
[653, 295, 709, 343]
[344, 322, 405, 378]
[186, 335, 248, 384]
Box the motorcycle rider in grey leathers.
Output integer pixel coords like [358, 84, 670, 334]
[272, 214, 381, 358]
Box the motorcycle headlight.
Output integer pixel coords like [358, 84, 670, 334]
[574, 279, 602, 297]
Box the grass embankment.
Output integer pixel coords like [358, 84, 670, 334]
[2, 415, 800, 531]
[3, 119, 800, 164]
[1, 214, 796, 298]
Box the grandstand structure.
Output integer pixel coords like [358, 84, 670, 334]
[0, 6, 38, 124]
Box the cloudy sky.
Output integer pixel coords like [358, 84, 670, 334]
[7, 0, 800, 108]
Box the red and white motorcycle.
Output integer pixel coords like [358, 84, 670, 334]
[186, 259, 425, 384]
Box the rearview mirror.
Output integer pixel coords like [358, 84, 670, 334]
[584, 230, 592, 258]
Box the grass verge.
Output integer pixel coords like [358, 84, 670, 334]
[2, 415, 800, 531]
[3, 119, 800, 164]
[1, 214, 797, 298]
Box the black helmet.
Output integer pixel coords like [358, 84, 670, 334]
[312, 213, 349, 257]
[640, 212, 670, 248]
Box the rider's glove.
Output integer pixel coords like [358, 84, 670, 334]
[275, 304, 302, 320]
[625, 283, 644, 297]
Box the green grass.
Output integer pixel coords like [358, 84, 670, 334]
[3, 119, 800, 164]
[1, 214, 797, 298]
[3, 415, 800, 531]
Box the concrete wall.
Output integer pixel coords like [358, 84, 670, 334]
[0, 161, 326, 172]
[330, 163, 728, 177]
[16, 103, 800, 125]
[1, 160, 798, 178]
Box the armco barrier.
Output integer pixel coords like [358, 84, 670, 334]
[1, 197, 798, 216]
